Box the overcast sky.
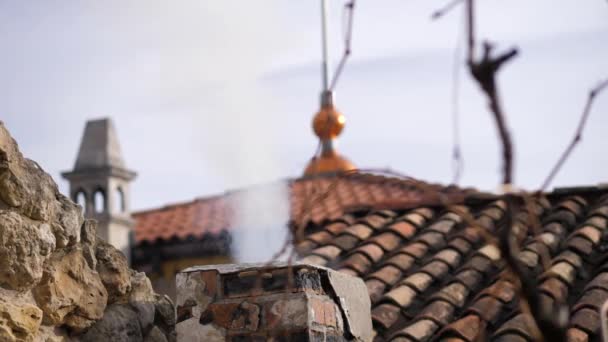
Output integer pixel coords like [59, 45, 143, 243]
[1, 1, 607, 212]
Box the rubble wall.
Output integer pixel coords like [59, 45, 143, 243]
[0, 121, 175, 342]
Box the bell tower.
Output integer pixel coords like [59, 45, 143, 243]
[62, 118, 136, 261]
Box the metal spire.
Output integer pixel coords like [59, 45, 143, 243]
[321, 0, 330, 92]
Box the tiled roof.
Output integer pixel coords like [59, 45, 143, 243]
[296, 188, 608, 341]
[133, 173, 479, 244]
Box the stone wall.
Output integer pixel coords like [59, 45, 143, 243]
[0, 122, 175, 342]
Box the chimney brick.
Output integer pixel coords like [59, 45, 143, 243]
[176, 262, 372, 341]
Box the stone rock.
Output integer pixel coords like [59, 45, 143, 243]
[96, 240, 131, 303]
[0, 123, 58, 222]
[130, 301, 155, 335]
[32, 247, 108, 332]
[176, 318, 225, 342]
[129, 271, 156, 303]
[0, 211, 56, 291]
[51, 194, 83, 248]
[0, 297, 42, 342]
[175, 271, 214, 319]
[81, 220, 98, 270]
[79, 304, 143, 342]
[153, 295, 176, 331]
[144, 326, 168, 342]
[81, 219, 97, 245]
[37, 325, 69, 342]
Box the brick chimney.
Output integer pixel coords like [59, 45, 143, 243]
[175, 262, 372, 341]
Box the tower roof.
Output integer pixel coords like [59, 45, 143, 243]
[62, 118, 135, 181]
[73, 118, 125, 170]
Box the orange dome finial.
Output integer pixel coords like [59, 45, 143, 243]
[304, 91, 356, 176]
[312, 105, 346, 140]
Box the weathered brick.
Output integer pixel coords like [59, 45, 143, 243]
[178, 263, 371, 341]
[265, 296, 308, 330]
[206, 302, 240, 329]
[230, 301, 261, 331]
[324, 301, 337, 328]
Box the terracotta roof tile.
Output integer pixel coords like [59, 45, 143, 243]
[539, 277, 569, 302]
[307, 230, 333, 245]
[339, 252, 372, 275]
[416, 231, 446, 250]
[366, 279, 388, 303]
[574, 225, 602, 244]
[570, 307, 600, 335]
[393, 319, 439, 341]
[299, 254, 327, 266]
[355, 243, 385, 263]
[384, 284, 417, 308]
[467, 296, 504, 325]
[585, 272, 608, 292]
[567, 328, 589, 342]
[430, 282, 469, 308]
[518, 250, 539, 269]
[343, 223, 374, 240]
[438, 314, 486, 341]
[332, 234, 360, 251]
[434, 249, 462, 269]
[572, 287, 608, 313]
[544, 209, 578, 228]
[427, 219, 457, 236]
[325, 221, 348, 235]
[493, 334, 529, 342]
[402, 272, 434, 293]
[567, 236, 594, 257]
[368, 265, 403, 285]
[447, 237, 473, 256]
[478, 279, 516, 304]
[492, 313, 537, 340]
[133, 173, 465, 243]
[137, 172, 608, 341]
[419, 300, 455, 326]
[586, 215, 608, 229]
[400, 242, 430, 259]
[369, 232, 403, 251]
[420, 260, 450, 280]
[388, 221, 417, 240]
[372, 303, 403, 330]
[384, 253, 416, 272]
[558, 199, 585, 217]
[310, 245, 342, 260]
[452, 269, 484, 291]
[401, 212, 429, 227]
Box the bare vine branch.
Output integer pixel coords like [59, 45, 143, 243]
[329, 0, 355, 91]
[540, 79, 608, 191]
[465, 0, 517, 186]
[431, 0, 465, 20]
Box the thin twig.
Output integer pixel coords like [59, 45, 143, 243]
[540, 79, 608, 191]
[431, 0, 465, 20]
[329, 0, 355, 91]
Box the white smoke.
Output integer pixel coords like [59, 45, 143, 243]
[178, 2, 294, 262]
